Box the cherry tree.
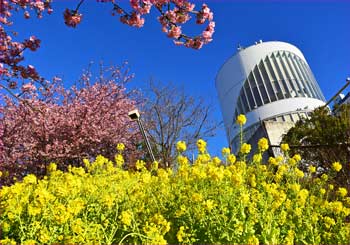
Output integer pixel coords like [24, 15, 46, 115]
[0, 0, 215, 97]
[0, 64, 141, 185]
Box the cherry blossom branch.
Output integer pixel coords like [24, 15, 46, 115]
[0, 0, 215, 97]
[0, 83, 43, 114]
[75, 0, 86, 13]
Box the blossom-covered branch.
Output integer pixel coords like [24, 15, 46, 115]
[0, 0, 214, 97]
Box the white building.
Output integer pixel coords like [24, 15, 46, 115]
[216, 41, 326, 152]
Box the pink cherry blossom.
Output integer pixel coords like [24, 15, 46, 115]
[1, 0, 215, 103]
[120, 12, 145, 28]
[21, 83, 36, 92]
[168, 26, 182, 39]
[64, 9, 82, 28]
[0, 65, 141, 186]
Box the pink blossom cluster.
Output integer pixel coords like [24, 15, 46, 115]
[0, 0, 53, 22]
[156, 2, 215, 49]
[130, 0, 152, 15]
[23, 35, 41, 51]
[0, 65, 141, 185]
[196, 3, 213, 24]
[0, 23, 41, 86]
[63, 9, 82, 28]
[64, 0, 214, 49]
[0, 0, 52, 94]
[21, 82, 36, 92]
[0, 63, 7, 76]
[0, 0, 214, 99]
[19, 64, 39, 80]
[120, 12, 145, 28]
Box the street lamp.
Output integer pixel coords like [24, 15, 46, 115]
[128, 109, 156, 163]
[324, 77, 350, 107]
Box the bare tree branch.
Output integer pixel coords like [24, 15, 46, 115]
[141, 80, 221, 167]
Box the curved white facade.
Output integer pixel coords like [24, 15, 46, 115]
[216, 41, 326, 148]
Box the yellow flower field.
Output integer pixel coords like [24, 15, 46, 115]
[0, 116, 349, 244]
[0, 140, 349, 244]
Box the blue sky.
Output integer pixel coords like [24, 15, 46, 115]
[11, 0, 350, 156]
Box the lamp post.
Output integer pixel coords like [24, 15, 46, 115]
[324, 77, 350, 107]
[128, 109, 156, 163]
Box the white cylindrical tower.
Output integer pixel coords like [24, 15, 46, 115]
[216, 41, 326, 150]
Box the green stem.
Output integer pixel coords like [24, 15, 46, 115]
[240, 125, 243, 148]
[118, 232, 150, 245]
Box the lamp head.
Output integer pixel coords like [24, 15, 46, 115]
[128, 109, 140, 120]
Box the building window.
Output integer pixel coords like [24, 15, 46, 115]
[235, 50, 325, 116]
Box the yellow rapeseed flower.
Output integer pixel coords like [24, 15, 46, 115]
[337, 187, 348, 198]
[176, 141, 187, 153]
[288, 158, 296, 166]
[115, 154, 124, 168]
[196, 153, 211, 164]
[196, 139, 207, 153]
[227, 154, 236, 164]
[276, 155, 284, 163]
[0, 238, 16, 245]
[23, 174, 37, 185]
[268, 157, 278, 166]
[295, 168, 304, 178]
[116, 143, 125, 152]
[177, 155, 189, 166]
[289, 183, 301, 193]
[247, 235, 259, 245]
[297, 189, 309, 206]
[176, 226, 186, 243]
[221, 147, 230, 156]
[253, 153, 262, 163]
[28, 205, 41, 216]
[192, 193, 203, 202]
[323, 216, 336, 229]
[280, 143, 290, 152]
[332, 161, 342, 172]
[83, 158, 90, 168]
[240, 143, 251, 154]
[345, 197, 350, 206]
[119, 210, 133, 226]
[309, 165, 316, 173]
[23, 240, 37, 245]
[284, 230, 295, 245]
[39, 229, 50, 243]
[135, 160, 146, 170]
[294, 207, 302, 216]
[249, 174, 257, 187]
[292, 154, 301, 162]
[47, 162, 57, 172]
[203, 199, 216, 212]
[152, 161, 159, 171]
[212, 157, 221, 165]
[1, 222, 10, 233]
[259, 164, 267, 172]
[231, 172, 244, 186]
[321, 173, 328, 181]
[71, 219, 84, 234]
[258, 137, 269, 152]
[236, 114, 247, 126]
[329, 201, 343, 214]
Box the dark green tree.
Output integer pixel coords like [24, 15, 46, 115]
[282, 104, 350, 189]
